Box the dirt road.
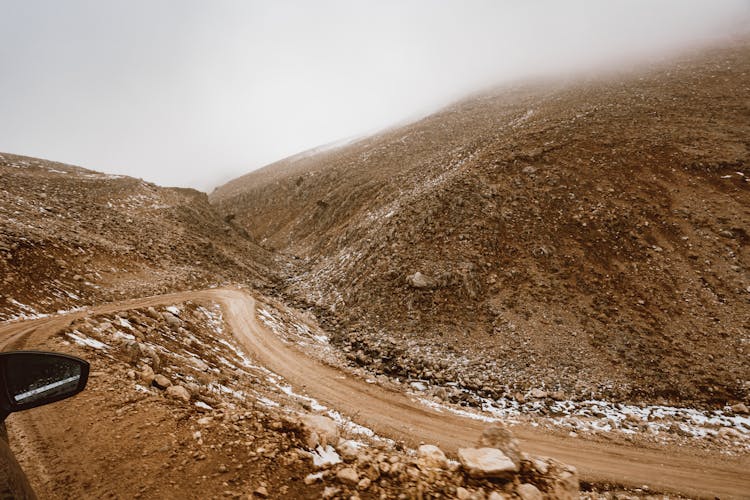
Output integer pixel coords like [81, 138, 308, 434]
[1, 288, 748, 499]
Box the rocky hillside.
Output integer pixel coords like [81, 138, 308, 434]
[0, 153, 274, 320]
[10, 298, 581, 500]
[211, 40, 750, 408]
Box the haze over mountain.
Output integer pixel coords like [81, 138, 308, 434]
[1, 0, 749, 190]
[211, 39, 750, 408]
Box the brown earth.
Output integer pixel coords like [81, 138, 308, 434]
[210, 39, 750, 409]
[1, 35, 750, 500]
[0, 152, 275, 321]
[1, 288, 748, 499]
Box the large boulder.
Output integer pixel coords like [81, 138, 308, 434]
[153, 374, 172, 389]
[406, 272, 437, 289]
[457, 447, 518, 479]
[417, 444, 448, 469]
[516, 483, 543, 500]
[300, 414, 340, 449]
[479, 423, 522, 468]
[166, 385, 191, 402]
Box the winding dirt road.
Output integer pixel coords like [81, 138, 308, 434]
[1, 288, 748, 499]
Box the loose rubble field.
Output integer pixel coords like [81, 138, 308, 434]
[0, 152, 274, 322]
[255, 298, 750, 457]
[8, 300, 594, 500]
[211, 40, 750, 412]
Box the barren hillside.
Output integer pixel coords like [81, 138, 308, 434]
[211, 40, 750, 408]
[0, 153, 275, 320]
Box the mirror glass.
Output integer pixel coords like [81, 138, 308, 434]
[4, 354, 83, 406]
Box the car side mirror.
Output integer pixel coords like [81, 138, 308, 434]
[0, 351, 89, 421]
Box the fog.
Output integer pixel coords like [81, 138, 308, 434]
[1, 1, 748, 191]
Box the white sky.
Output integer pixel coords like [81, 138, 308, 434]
[1, 0, 748, 191]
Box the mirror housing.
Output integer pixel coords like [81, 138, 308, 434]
[0, 351, 89, 420]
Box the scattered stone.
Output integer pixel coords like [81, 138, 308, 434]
[406, 272, 437, 289]
[166, 385, 191, 402]
[153, 374, 172, 390]
[336, 467, 359, 485]
[488, 493, 508, 500]
[252, 486, 268, 498]
[336, 440, 360, 462]
[321, 487, 340, 499]
[139, 365, 155, 386]
[529, 389, 548, 399]
[417, 444, 448, 469]
[300, 414, 339, 449]
[478, 423, 522, 468]
[516, 483, 543, 500]
[162, 311, 182, 327]
[730, 403, 749, 415]
[357, 477, 371, 490]
[457, 447, 518, 479]
[455, 487, 471, 500]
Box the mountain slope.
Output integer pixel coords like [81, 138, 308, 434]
[0, 153, 275, 320]
[211, 40, 750, 407]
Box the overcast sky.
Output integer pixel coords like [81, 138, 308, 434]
[1, 1, 748, 191]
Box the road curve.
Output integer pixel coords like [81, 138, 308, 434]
[1, 288, 748, 499]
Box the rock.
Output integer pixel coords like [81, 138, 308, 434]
[529, 389, 548, 399]
[478, 423, 522, 468]
[417, 444, 448, 469]
[488, 493, 508, 500]
[455, 487, 471, 500]
[336, 440, 360, 462]
[730, 403, 749, 415]
[252, 486, 268, 497]
[146, 307, 161, 320]
[457, 447, 518, 479]
[667, 423, 691, 437]
[529, 457, 549, 475]
[139, 365, 155, 386]
[717, 427, 740, 439]
[336, 467, 359, 485]
[522, 166, 538, 174]
[321, 487, 340, 500]
[550, 391, 566, 401]
[357, 477, 371, 490]
[166, 385, 191, 402]
[153, 374, 172, 390]
[189, 357, 210, 372]
[300, 414, 339, 449]
[162, 311, 182, 327]
[516, 483, 543, 500]
[543, 461, 579, 500]
[406, 272, 437, 289]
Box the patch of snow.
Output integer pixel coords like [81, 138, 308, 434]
[67, 331, 109, 350]
[166, 306, 180, 316]
[257, 396, 280, 407]
[118, 317, 133, 329]
[112, 330, 136, 341]
[410, 381, 427, 391]
[326, 409, 376, 437]
[195, 401, 213, 410]
[311, 445, 341, 468]
[417, 397, 497, 423]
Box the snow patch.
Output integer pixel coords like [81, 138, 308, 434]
[67, 331, 109, 350]
[311, 445, 341, 467]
